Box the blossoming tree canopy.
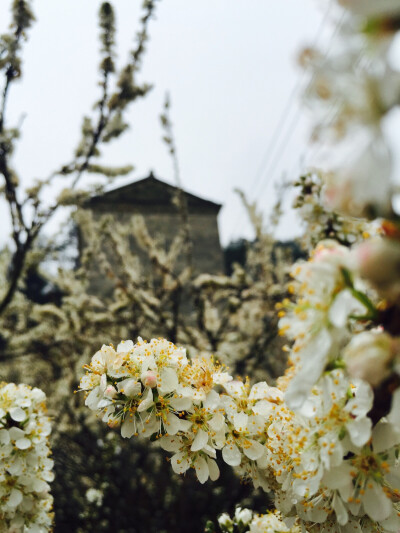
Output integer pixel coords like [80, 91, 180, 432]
[80, 1, 400, 531]
[0, 383, 54, 532]
[80, 330, 400, 531]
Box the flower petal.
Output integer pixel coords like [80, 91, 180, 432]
[191, 429, 208, 452]
[241, 439, 265, 461]
[194, 456, 209, 484]
[171, 451, 191, 474]
[222, 442, 241, 466]
[137, 388, 153, 412]
[363, 481, 392, 522]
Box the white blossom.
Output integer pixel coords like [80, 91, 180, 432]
[0, 383, 54, 532]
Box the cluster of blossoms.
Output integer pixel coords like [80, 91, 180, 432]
[81, 1, 400, 532]
[80, 330, 400, 531]
[278, 239, 382, 408]
[301, 0, 400, 221]
[0, 383, 54, 533]
[292, 172, 375, 249]
[217, 507, 300, 533]
[80, 337, 275, 485]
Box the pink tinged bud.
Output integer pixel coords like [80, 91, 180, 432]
[354, 238, 400, 300]
[104, 385, 117, 399]
[324, 180, 351, 213]
[141, 370, 158, 388]
[314, 246, 343, 262]
[312, 241, 349, 266]
[344, 331, 395, 387]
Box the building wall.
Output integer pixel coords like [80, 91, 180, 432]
[88, 207, 224, 277]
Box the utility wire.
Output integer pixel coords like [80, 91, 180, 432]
[253, 10, 347, 201]
[228, 2, 342, 242]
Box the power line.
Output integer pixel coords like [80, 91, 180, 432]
[253, 10, 347, 202]
[228, 3, 345, 242]
[227, 3, 333, 242]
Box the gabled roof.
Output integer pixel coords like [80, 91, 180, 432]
[85, 173, 222, 213]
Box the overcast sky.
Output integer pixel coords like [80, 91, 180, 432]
[0, 0, 329, 246]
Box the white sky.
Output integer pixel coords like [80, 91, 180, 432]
[0, 0, 330, 246]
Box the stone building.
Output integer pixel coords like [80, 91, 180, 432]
[83, 172, 224, 276]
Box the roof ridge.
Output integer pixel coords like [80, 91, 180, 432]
[84, 173, 222, 211]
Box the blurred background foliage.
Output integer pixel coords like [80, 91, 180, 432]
[0, 1, 304, 531]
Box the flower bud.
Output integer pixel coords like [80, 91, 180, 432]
[104, 385, 117, 399]
[344, 330, 396, 386]
[218, 513, 233, 533]
[141, 370, 158, 388]
[235, 507, 253, 525]
[354, 238, 400, 300]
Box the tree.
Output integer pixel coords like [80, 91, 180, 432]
[80, 3, 400, 532]
[0, 0, 155, 317]
[0, 2, 293, 531]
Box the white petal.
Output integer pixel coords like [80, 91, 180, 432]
[347, 417, 372, 447]
[322, 464, 353, 490]
[363, 481, 392, 522]
[214, 428, 227, 449]
[212, 371, 232, 385]
[203, 444, 217, 459]
[121, 417, 137, 438]
[192, 389, 206, 402]
[372, 421, 400, 453]
[203, 390, 220, 411]
[171, 451, 191, 474]
[329, 289, 363, 328]
[160, 435, 182, 452]
[209, 412, 225, 431]
[285, 329, 331, 410]
[80, 373, 100, 391]
[158, 368, 179, 394]
[169, 396, 192, 411]
[234, 411, 248, 432]
[223, 380, 245, 397]
[15, 438, 31, 450]
[194, 456, 209, 484]
[43, 470, 55, 482]
[97, 398, 112, 409]
[140, 413, 158, 437]
[0, 429, 10, 445]
[8, 427, 25, 441]
[191, 429, 208, 452]
[117, 340, 134, 353]
[332, 492, 348, 526]
[9, 407, 26, 422]
[207, 457, 220, 481]
[32, 478, 49, 492]
[7, 457, 23, 476]
[165, 413, 181, 435]
[381, 512, 400, 532]
[176, 384, 194, 398]
[137, 388, 153, 412]
[117, 378, 141, 398]
[7, 489, 23, 508]
[85, 386, 102, 410]
[249, 382, 270, 400]
[91, 348, 108, 372]
[222, 442, 241, 466]
[178, 419, 192, 432]
[347, 381, 373, 417]
[252, 400, 274, 417]
[241, 439, 265, 461]
[388, 388, 400, 431]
